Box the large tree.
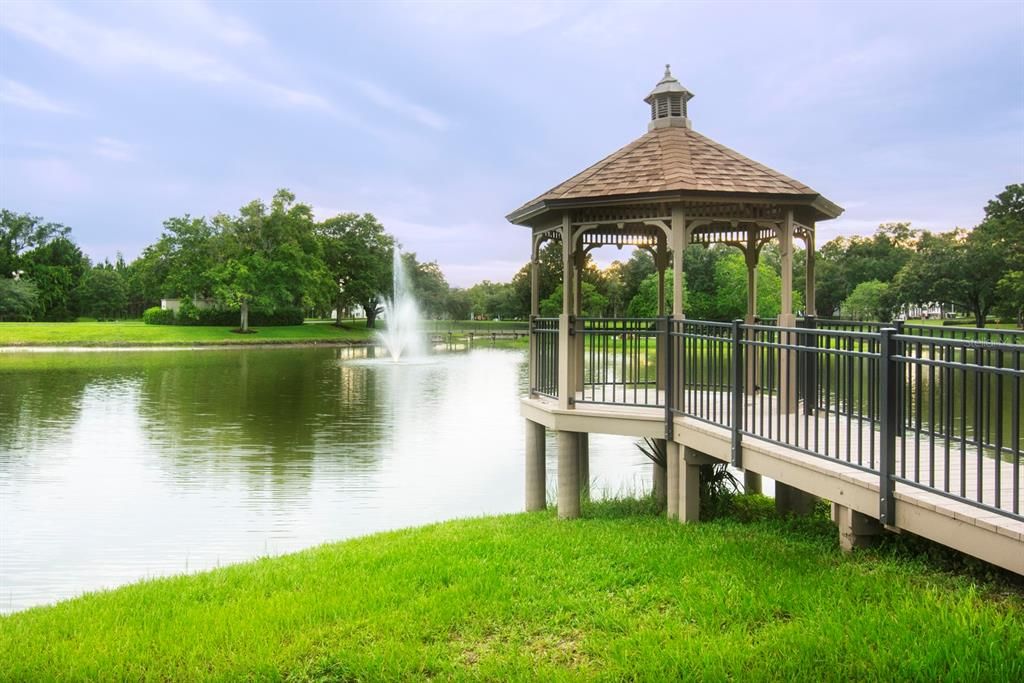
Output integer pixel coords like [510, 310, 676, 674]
[76, 265, 128, 320]
[210, 190, 325, 332]
[0, 277, 39, 321]
[401, 252, 450, 319]
[317, 213, 394, 328]
[22, 236, 88, 320]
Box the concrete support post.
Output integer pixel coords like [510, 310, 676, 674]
[578, 432, 590, 502]
[679, 447, 704, 523]
[833, 503, 882, 551]
[524, 419, 546, 511]
[666, 441, 680, 519]
[652, 438, 668, 510]
[556, 430, 581, 519]
[744, 470, 762, 495]
[775, 482, 816, 516]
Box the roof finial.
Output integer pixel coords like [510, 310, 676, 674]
[644, 65, 694, 131]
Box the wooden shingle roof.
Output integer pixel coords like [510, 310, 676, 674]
[508, 126, 841, 223]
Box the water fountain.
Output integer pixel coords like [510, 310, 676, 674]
[378, 250, 425, 361]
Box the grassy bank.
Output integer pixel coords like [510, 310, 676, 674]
[0, 320, 375, 347]
[2, 498, 1021, 681]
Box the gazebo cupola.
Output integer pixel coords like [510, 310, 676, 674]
[644, 64, 694, 130]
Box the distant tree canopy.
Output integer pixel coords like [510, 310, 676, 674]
[3, 184, 1019, 327]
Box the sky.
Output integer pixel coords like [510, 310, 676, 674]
[1, 0, 1022, 287]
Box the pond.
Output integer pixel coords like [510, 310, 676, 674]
[0, 346, 651, 614]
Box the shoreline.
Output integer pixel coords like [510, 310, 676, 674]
[0, 339, 380, 353]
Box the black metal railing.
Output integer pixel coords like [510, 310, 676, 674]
[577, 317, 662, 408]
[893, 334, 1022, 518]
[530, 316, 559, 399]
[528, 315, 1023, 522]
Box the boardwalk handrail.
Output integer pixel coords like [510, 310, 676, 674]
[530, 315, 1023, 522]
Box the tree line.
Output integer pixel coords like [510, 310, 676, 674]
[0, 189, 448, 330]
[458, 185, 1022, 328]
[1, 185, 1020, 328]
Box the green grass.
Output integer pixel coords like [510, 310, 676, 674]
[0, 320, 376, 347]
[2, 498, 1021, 681]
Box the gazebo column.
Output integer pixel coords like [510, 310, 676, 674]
[805, 228, 816, 316]
[742, 228, 763, 495]
[778, 210, 797, 414]
[655, 236, 669, 391]
[574, 249, 585, 393]
[528, 236, 541, 397]
[664, 206, 688, 520]
[776, 210, 816, 514]
[557, 215, 577, 410]
[554, 215, 583, 519]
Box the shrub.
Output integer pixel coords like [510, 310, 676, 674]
[172, 306, 304, 327]
[143, 306, 176, 325]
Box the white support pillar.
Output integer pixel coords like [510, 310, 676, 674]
[525, 419, 546, 511]
[666, 441, 680, 519]
[557, 430, 581, 519]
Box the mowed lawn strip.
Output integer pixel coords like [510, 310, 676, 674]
[0, 320, 375, 347]
[1, 499, 1021, 681]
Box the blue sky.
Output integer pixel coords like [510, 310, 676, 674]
[1, 0, 1022, 286]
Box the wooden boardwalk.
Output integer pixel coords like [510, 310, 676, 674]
[523, 385, 1024, 574]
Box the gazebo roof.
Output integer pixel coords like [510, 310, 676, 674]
[508, 68, 842, 226]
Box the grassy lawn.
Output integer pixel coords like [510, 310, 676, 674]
[0, 320, 376, 347]
[2, 498, 1021, 681]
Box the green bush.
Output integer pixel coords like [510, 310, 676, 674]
[173, 306, 305, 327]
[142, 306, 175, 325]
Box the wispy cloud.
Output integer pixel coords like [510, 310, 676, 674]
[0, 1, 332, 112]
[0, 78, 73, 113]
[93, 137, 136, 162]
[350, 79, 448, 130]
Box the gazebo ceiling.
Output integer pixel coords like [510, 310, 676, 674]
[507, 67, 843, 227]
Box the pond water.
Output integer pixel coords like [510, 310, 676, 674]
[0, 346, 651, 614]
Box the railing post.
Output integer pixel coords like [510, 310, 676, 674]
[879, 327, 897, 526]
[664, 315, 674, 440]
[731, 319, 744, 468]
[893, 319, 905, 437]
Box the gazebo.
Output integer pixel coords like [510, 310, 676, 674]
[508, 66, 843, 519]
